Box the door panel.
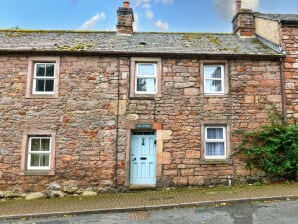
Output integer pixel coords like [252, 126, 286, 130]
[130, 131, 156, 185]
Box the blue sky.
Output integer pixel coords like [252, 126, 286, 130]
[0, 0, 297, 32]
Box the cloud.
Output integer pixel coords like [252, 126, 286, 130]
[131, 0, 170, 31]
[155, 20, 169, 31]
[145, 10, 154, 19]
[214, 0, 259, 20]
[79, 12, 106, 30]
[242, 0, 259, 9]
[133, 13, 139, 31]
[155, 0, 173, 4]
[142, 3, 151, 9]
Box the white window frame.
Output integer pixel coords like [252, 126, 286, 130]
[27, 136, 52, 170]
[135, 63, 157, 94]
[203, 64, 225, 95]
[205, 126, 226, 159]
[32, 62, 56, 95]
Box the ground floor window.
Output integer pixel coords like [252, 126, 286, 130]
[28, 136, 51, 170]
[20, 130, 56, 175]
[205, 126, 226, 159]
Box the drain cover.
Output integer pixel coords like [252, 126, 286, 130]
[128, 211, 151, 220]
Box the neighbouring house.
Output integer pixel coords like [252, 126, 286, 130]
[0, 1, 297, 194]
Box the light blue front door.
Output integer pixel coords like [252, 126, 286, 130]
[130, 131, 156, 185]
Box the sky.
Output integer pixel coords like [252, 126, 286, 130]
[0, 0, 297, 33]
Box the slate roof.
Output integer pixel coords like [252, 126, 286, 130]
[0, 30, 280, 58]
[254, 13, 298, 25]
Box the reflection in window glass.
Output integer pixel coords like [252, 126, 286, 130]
[136, 63, 157, 94]
[204, 65, 224, 94]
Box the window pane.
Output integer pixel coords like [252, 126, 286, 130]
[40, 154, 50, 166]
[30, 154, 40, 166]
[204, 66, 222, 79]
[137, 64, 155, 76]
[46, 64, 55, 77]
[45, 80, 54, 92]
[205, 80, 222, 92]
[31, 139, 40, 151]
[36, 64, 45, 77]
[207, 128, 223, 139]
[41, 139, 50, 151]
[137, 78, 156, 92]
[35, 79, 45, 92]
[206, 143, 225, 156]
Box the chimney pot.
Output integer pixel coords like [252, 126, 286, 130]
[236, 0, 241, 12]
[123, 1, 129, 8]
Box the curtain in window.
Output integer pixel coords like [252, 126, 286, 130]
[206, 142, 225, 156]
[206, 128, 225, 156]
[207, 128, 223, 139]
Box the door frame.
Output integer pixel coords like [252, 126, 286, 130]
[129, 130, 156, 188]
[125, 120, 163, 189]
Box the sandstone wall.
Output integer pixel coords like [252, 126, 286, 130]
[280, 25, 298, 121]
[0, 55, 282, 192]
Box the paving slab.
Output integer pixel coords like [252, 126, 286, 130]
[0, 183, 298, 219]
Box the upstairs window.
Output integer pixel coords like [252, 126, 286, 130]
[204, 65, 224, 94]
[130, 58, 162, 98]
[136, 63, 157, 94]
[33, 63, 55, 94]
[205, 126, 226, 159]
[26, 57, 60, 98]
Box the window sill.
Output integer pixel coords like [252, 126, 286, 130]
[199, 159, 233, 165]
[203, 94, 227, 97]
[25, 94, 58, 99]
[20, 170, 55, 176]
[130, 93, 161, 99]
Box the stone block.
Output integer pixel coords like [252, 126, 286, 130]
[183, 88, 199, 96]
[186, 150, 200, 159]
[162, 152, 171, 165]
[82, 190, 97, 197]
[173, 177, 188, 186]
[25, 192, 47, 200]
[162, 130, 172, 140]
[188, 176, 204, 185]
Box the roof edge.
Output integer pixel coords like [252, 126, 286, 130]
[0, 49, 283, 59]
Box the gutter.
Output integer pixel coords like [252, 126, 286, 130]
[0, 50, 282, 60]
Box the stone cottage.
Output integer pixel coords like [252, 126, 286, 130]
[0, 1, 297, 193]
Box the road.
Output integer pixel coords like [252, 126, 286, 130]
[1, 199, 298, 224]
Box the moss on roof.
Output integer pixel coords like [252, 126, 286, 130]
[0, 30, 281, 57]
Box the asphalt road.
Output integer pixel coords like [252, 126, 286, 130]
[1, 199, 298, 224]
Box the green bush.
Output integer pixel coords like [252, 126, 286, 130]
[236, 112, 298, 180]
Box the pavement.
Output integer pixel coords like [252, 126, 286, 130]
[0, 182, 298, 220]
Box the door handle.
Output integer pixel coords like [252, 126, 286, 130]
[140, 157, 147, 160]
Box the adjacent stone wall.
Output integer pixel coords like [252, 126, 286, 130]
[280, 25, 298, 121]
[0, 56, 127, 192]
[0, 55, 282, 192]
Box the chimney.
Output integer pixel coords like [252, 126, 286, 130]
[232, 0, 255, 37]
[116, 1, 134, 35]
[235, 0, 241, 12]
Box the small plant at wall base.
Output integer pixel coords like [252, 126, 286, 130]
[236, 110, 298, 181]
